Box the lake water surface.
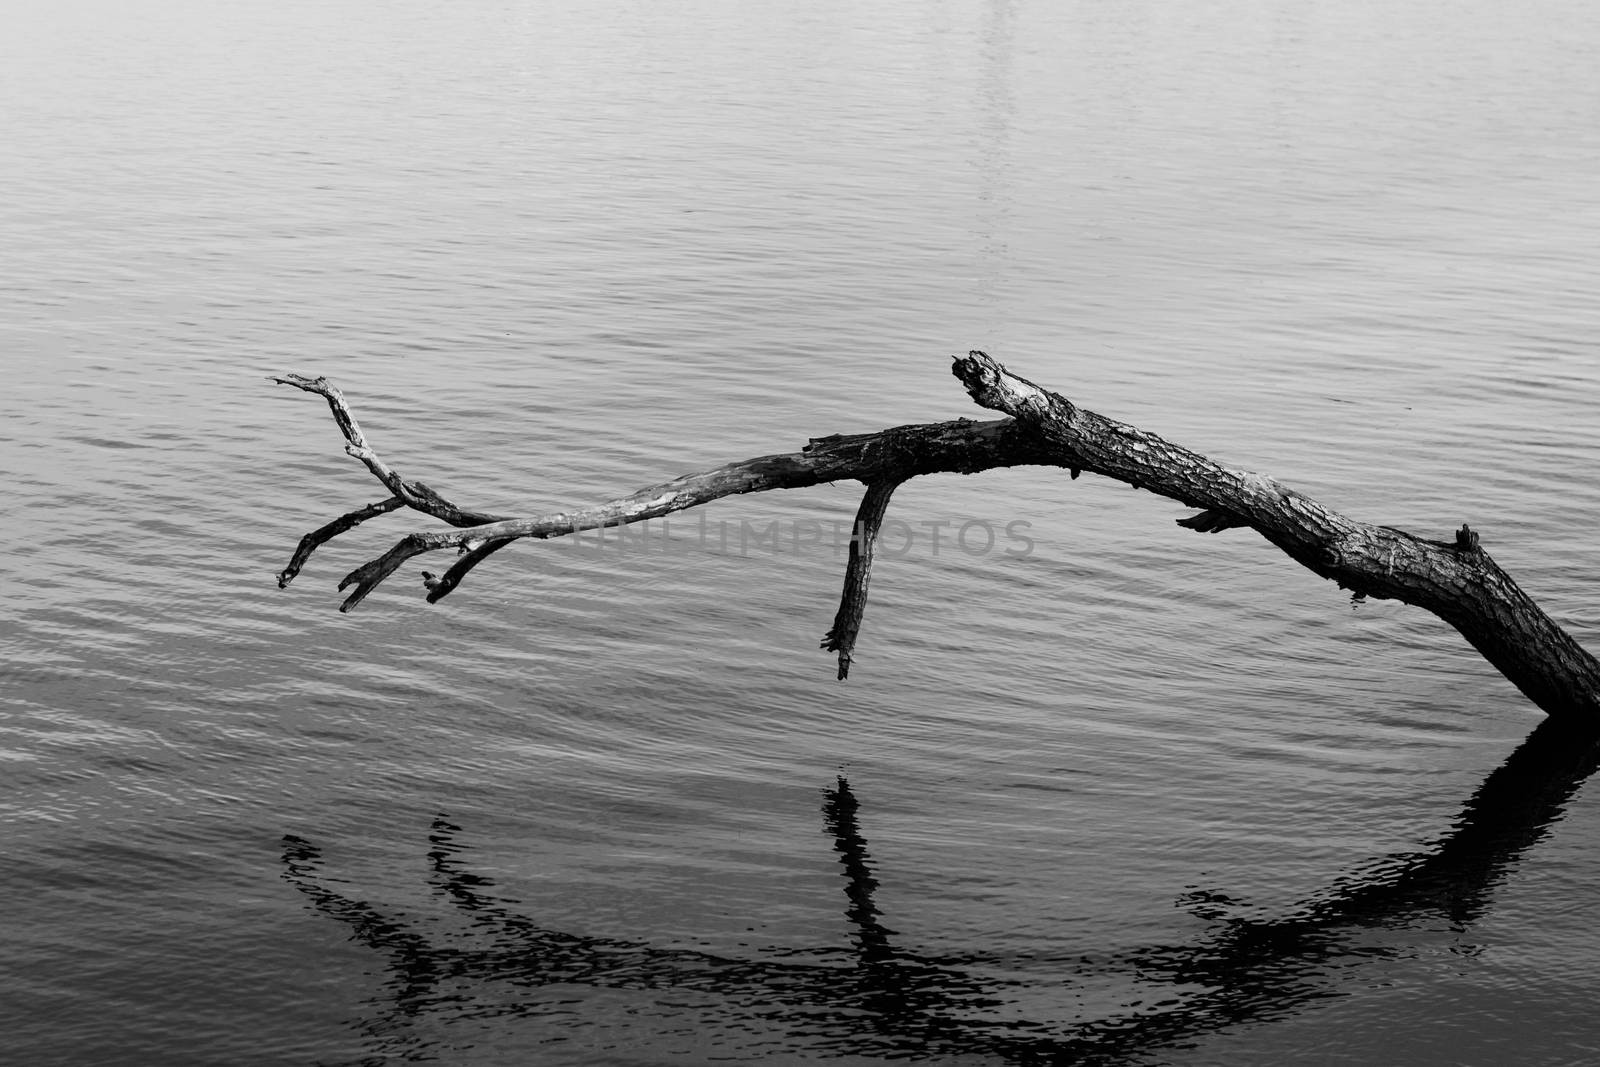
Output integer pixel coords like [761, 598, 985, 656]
[3, 0, 1599, 1063]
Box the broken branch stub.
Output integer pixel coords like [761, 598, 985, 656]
[272, 354, 1600, 720]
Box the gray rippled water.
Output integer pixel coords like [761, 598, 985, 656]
[3, 0, 1599, 1064]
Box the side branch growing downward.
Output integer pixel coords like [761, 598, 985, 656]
[822, 478, 907, 681]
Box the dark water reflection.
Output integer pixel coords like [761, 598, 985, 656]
[284, 716, 1600, 1065]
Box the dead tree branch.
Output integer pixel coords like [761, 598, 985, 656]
[271, 355, 1600, 720]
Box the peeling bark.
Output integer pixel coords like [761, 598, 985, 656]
[271, 354, 1600, 720]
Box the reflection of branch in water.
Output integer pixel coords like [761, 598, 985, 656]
[817, 775, 1025, 1048]
[280, 836, 466, 1064]
[823, 775, 895, 963]
[1318, 716, 1600, 927]
[284, 718, 1600, 1064]
[1064, 716, 1600, 1060]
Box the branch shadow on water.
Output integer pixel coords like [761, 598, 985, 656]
[283, 716, 1600, 1064]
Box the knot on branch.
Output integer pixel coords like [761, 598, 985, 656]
[1455, 524, 1482, 553]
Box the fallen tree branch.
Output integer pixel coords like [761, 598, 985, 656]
[272, 354, 1600, 719]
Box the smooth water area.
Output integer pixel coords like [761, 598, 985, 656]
[3, 0, 1599, 1063]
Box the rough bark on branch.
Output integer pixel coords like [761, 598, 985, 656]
[272, 355, 1600, 720]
